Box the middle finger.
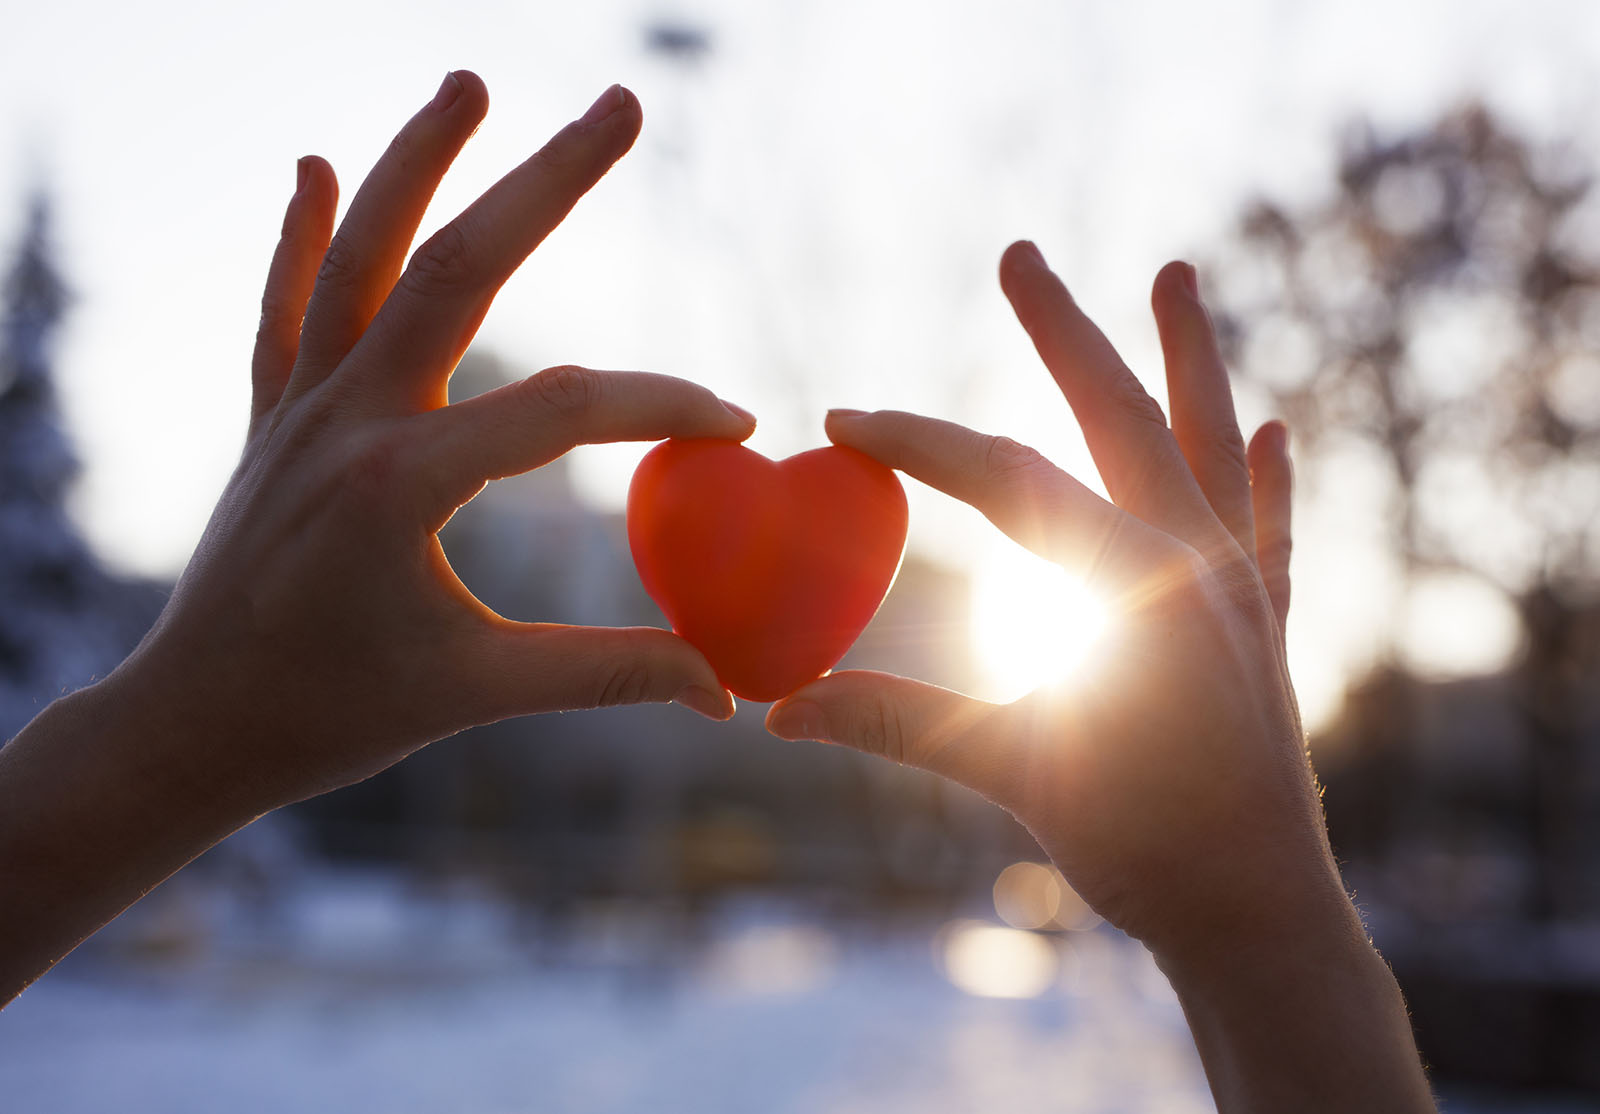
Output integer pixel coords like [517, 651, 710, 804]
[286, 70, 490, 394]
[1152, 261, 1255, 560]
[347, 84, 644, 412]
[998, 241, 1234, 557]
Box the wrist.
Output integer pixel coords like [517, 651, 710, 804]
[1148, 867, 1368, 998]
[0, 663, 265, 1001]
[83, 643, 272, 830]
[1158, 909, 1433, 1107]
[1152, 885, 1437, 1113]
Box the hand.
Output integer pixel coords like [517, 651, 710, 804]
[767, 244, 1436, 1111]
[111, 73, 751, 813]
[1, 74, 757, 1003]
[768, 243, 1321, 961]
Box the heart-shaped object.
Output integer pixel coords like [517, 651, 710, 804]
[627, 439, 908, 702]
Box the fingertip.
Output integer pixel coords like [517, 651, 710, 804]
[291, 156, 338, 214]
[617, 84, 642, 120]
[674, 683, 736, 722]
[1002, 239, 1044, 270]
[1249, 419, 1291, 462]
[588, 84, 643, 144]
[294, 155, 332, 189]
[999, 240, 1047, 292]
[454, 71, 491, 129]
[721, 399, 758, 428]
[1153, 259, 1197, 303]
[824, 406, 868, 430]
[765, 698, 827, 742]
[599, 627, 734, 717]
[616, 89, 645, 148]
[822, 407, 870, 446]
[451, 68, 489, 104]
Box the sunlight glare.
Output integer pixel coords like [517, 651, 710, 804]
[972, 542, 1109, 703]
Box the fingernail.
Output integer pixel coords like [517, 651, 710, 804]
[827, 408, 867, 420]
[768, 701, 827, 741]
[721, 400, 757, 425]
[431, 71, 463, 112]
[579, 84, 626, 126]
[1179, 261, 1200, 298]
[295, 157, 309, 194]
[674, 684, 730, 721]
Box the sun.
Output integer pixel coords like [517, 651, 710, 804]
[971, 540, 1109, 703]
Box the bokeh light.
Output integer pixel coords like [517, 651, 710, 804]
[937, 920, 1059, 1000]
[993, 861, 1104, 933]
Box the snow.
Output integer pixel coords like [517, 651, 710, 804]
[0, 870, 1586, 1113]
[0, 870, 1214, 1114]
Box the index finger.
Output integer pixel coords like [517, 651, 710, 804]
[1152, 261, 1255, 560]
[999, 242, 1231, 556]
[348, 85, 644, 412]
[286, 70, 491, 391]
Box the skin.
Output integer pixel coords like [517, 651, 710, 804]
[766, 244, 1437, 1112]
[0, 72, 1434, 1113]
[0, 73, 751, 1002]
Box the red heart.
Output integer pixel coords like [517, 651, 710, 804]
[627, 439, 908, 702]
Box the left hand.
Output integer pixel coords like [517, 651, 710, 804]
[111, 74, 751, 814]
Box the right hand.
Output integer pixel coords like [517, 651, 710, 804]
[767, 243, 1346, 971]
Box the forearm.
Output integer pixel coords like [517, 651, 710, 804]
[0, 662, 258, 1004]
[1158, 898, 1437, 1113]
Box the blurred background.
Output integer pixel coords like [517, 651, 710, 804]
[3, 0, 1600, 1110]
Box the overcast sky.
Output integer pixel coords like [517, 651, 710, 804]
[4, 0, 1599, 722]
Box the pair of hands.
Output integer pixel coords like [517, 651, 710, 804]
[117, 72, 1336, 973]
[9, 72, 1435, 1110]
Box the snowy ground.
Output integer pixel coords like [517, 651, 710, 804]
[0, 869, 1590, 1114]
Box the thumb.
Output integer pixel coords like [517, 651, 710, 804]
[470, 623, 735, 722]
[766, 671, 1021, 805]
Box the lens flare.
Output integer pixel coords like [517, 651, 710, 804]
[972, 542, 1108, 703]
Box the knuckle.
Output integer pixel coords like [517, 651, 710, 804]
[981, 435, 1048, 484]
[1107, 374, 1169, 429]
[382, 122, 420, 170]
[315, 233, 362, 291]
[337, 429, 411, 506]
[1264, 530, 1294, 567]
[854, 698, 908, 765]
[1148, 547, 1216, 612]
[529, 364, 603, 416]
[256, 292, 300, 338]
[596, 661, 653, 707]
[1205, 430, 1251, 480]
[405, 222, 476, 297]
[1180, 547, 1215, 589]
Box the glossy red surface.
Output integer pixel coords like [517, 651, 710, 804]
[627, 439, 908, 701]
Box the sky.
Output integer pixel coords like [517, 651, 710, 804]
[4, 0, 1600, 726]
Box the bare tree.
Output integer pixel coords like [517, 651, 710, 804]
[1213, 106, 1600, 921]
